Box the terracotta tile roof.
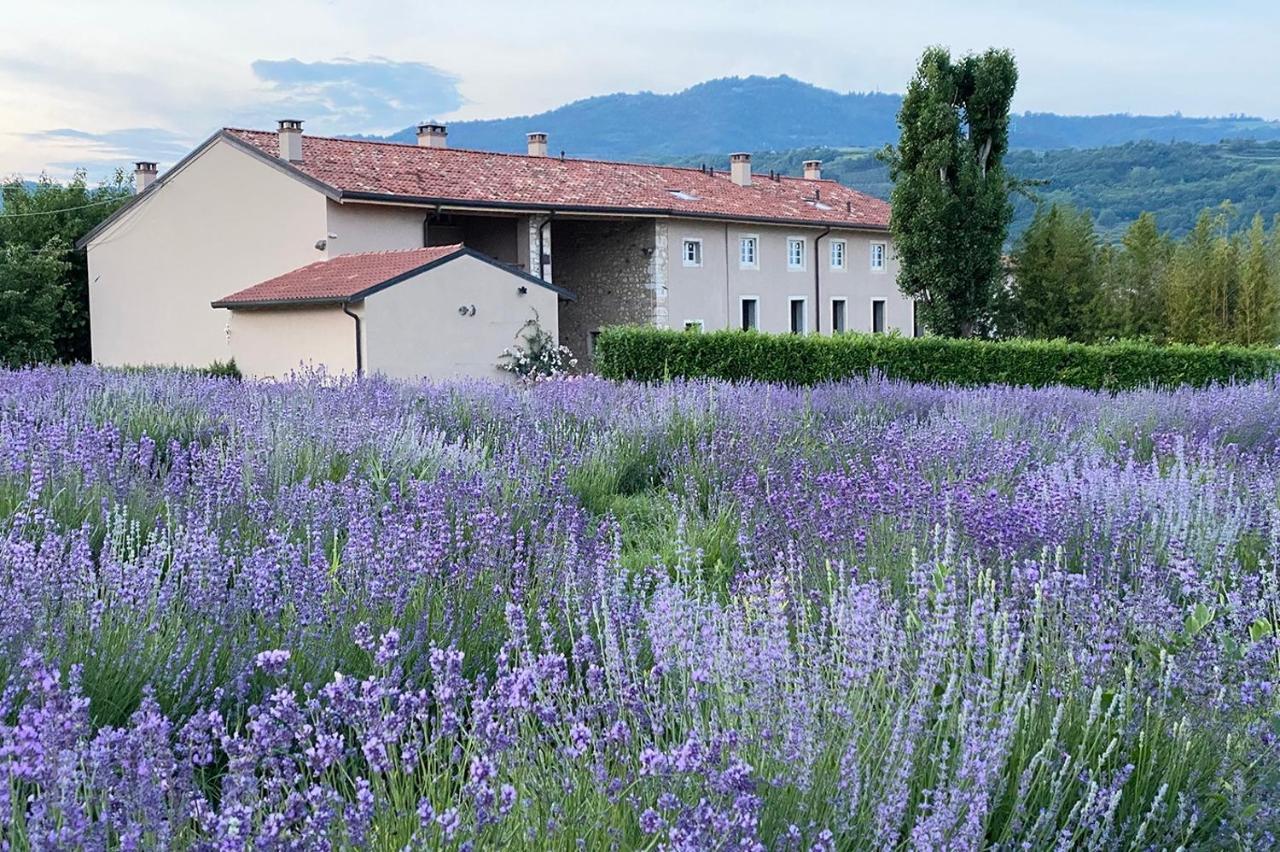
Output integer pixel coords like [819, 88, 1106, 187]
[212, 245, 465, 307]
[223, 129, 890, 230]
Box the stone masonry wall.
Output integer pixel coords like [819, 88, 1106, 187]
[553, 218, 657, 365]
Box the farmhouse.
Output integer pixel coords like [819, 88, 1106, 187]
[79, 120, 911, 379]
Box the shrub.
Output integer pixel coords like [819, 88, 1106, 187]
[595, 327, 1280, 390]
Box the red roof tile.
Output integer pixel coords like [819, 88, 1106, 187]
[223, 129, 890, 230]
[213, 245, 465, 307]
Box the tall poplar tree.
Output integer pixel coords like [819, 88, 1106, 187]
[882, 47, 1018, 337]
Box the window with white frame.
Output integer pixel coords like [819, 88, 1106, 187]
[740, 297, 759, 331]
[870, 242, 887, 272]
[830, 239, 846, 270]
[787, 237, 806, 270]
[682, 238, 703, 267]
[831, 298, 847, 333]
[871, 299, 886, 334]
[789, 297, 807, 334]
[683, 319, 704, 332]
[739, 235, 758, 269]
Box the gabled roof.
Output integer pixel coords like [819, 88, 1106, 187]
[211, 245, 574, 309]
[221, 128, 891, 230]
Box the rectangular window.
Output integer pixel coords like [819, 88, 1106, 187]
[787, 237, 806, 270]
[682, 238, 703, 267]
[789, 297, 807, 334]
[739, 236, 758, 269]
[831, 298, 847, 333]
[870, 242, 887, 272]
[740, 297, 759, 331]
[683, 319, 704, 332]
[872, 299, 886, 334]
[830, 239, 846, 270]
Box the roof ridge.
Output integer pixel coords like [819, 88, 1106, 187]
[325, 244, 463, 259]
[223, 127, 777, 178]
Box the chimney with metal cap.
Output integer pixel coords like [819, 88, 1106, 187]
[417, 123, 447, 148]
[730, 152, 752, 187]
[134, 161, 157, 193]
[803, 160, 822, 180]
[527, 132, 548, 157]
[277, 119, 303, 162]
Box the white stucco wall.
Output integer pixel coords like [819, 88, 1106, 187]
[663, 222, 911, 335]
[226, 304, 359, 378]
[362, 254, 560, 381]
[325, 202, 424, 255]
[86, 137, 329, 367]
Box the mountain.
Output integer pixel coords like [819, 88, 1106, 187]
[667, 139, 1280, 241]
[381, 76, 1280, 159]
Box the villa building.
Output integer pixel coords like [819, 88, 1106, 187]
[79, 120, 911, 379]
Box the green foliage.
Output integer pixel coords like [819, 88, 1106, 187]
[998, 204, 1100, 340]
[0, 171, 132, 364]
[670, 139, 1280, 244]
[881, 47, 1018, 337]
[594, 326, 1280, 391]
[0, 240, 71, 366]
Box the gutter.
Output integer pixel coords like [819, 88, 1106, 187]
[814, 226, 831, 333]
[339, 190, 890, 233]
[342, 301, 363, 376]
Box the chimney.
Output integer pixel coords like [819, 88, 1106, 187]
[134, 161, 158, 193]
[730, 152, 752, 187]
[527, 132, 548, 157]
[277, 119, 303, 162]
[417, 122, 447, 148]
[803, 160, 822, 180]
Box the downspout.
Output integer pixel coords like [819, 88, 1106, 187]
[814, 226, 831, 333]
[538, 211, 555, 280]
[342, 301, 363, 376]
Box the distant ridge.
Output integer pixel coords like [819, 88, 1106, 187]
[377, 75, 1280, 159]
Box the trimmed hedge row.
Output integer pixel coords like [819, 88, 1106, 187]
[594, 327, 1280, 390]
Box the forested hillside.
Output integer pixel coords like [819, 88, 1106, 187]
[669, 140, 1280, 240]
[380, 76, 1280, 158]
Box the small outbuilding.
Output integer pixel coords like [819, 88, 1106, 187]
[212, 244, 574, 380]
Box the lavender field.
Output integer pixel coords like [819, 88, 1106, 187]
[2, 366, 1279, 850]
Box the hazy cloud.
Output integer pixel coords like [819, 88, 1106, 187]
[249, 57, 463, 133]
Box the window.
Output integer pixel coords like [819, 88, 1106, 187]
[870, 242, 887, 272]
[831, 298, 847, 334]
[872, 299, 886, 334]
[683, 319, 704, 332]
[787, 237, 806, 270]
[789, 298, 807, 334]
[682, 238, 703, 267]
[739, 235, 758, 269]
[740, 297, 759, 331]
[830, 239, 846, 270]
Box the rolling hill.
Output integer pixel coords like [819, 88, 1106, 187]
[380, 75, 1280, 159]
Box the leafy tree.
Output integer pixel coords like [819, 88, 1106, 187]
[882, 47, 1018, 337]
[0, 240, 71, 366]
[1165, 206, 1239, 344]
[1235, 214, 1278, 345]
[1096, 213, 1171, 340]
[0, 171, 132, 363]
[1002, 204, 1100, 340]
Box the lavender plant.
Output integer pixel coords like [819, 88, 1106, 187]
[1, 365, 1279, 849]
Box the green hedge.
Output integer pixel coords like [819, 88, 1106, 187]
[594, 327, 1280, 390]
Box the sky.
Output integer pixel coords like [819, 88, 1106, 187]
[2, 0, 1278, 180]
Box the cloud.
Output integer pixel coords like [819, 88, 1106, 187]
[249, 57, 464, 133]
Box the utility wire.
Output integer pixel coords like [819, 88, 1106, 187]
[0, 195, 131, 219]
